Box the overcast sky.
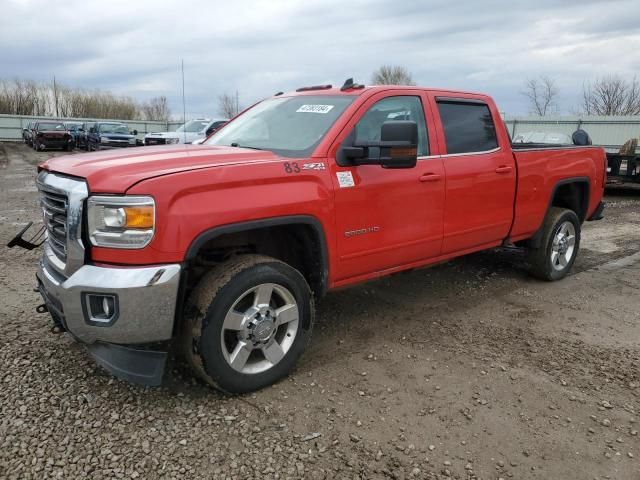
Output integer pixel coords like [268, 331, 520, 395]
[2, 0, 639, 118]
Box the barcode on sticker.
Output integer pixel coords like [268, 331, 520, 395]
[296, 104, 334, 114]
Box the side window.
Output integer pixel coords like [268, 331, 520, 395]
[436, 101, 498, 154]
[354, 96, 429, 156]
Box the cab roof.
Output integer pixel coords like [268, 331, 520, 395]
[281, 84, 489, 99]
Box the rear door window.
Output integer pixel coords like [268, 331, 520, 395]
[436, 101, 498, 154]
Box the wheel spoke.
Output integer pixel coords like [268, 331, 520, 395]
[254, 284, 273, 307]
[275, 304, 298, 325]
[263, 341, 285, 365]
[223, 310, 246, 331]
[551, 251, 559, 265]
[566, 234, 576, 247]
[229, 340, 252, 371]
[559, 253, 569, 267]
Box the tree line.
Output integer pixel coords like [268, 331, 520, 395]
[0, 78, 171, 121]
[371, 66, 640, 116]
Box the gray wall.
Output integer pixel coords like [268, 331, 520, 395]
[504, 115, 640, 153]
[0, 114, 185, 141]
[3, 113, 639, 153]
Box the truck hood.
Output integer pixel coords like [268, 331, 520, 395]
[39, 144, 279, 193]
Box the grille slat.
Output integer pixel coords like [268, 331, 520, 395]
[38, 185, 68, 263]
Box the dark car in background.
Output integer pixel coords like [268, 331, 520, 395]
[64, 122, 83, 149]
[75, 122, 93, 150]
[22, 121, 35, 145]
[87, 122, 139, 151]
[32, 121, 73, 151]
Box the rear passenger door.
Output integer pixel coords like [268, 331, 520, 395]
[431, 96, 516, 254]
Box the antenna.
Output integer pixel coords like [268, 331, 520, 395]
[181, 59, 187, 144]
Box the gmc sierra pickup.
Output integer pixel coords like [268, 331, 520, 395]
[20, 80, 606, 393]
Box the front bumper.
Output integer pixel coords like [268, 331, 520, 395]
[36, 259, 181, 345]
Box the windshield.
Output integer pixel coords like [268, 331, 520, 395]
[38, 122, 65, 131]
[176, 120, 211, 133]
[99, 123, 129, 134]
[206, 95, 355, 157]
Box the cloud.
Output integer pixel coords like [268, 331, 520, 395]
[1, 0, 638, 116]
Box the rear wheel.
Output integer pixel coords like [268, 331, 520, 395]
[528, 207, 580, 281]
[182, 255, 314, 394]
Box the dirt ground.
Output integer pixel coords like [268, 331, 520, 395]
[0, 142, 639, 480]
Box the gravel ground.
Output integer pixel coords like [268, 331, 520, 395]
[1, 142, 639, 479]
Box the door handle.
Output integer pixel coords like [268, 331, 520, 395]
[495, 165, 513, 174]
[419, 173, 441, 182]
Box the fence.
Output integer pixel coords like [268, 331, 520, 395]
[0, 114, 185, 141]
[503, 115, 640, 153]
[2, 113, 640, 153]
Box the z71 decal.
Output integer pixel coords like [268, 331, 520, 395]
[302, 162, 326, 171]
[283, 162, 326, 173]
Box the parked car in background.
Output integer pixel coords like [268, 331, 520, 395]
[22, 121, 35, 145]
[75, 122, 93, 150]
[144, 118, 228, 145]
[64, 122, 83, 149]
[87, 122, 139, 151]
[512, 131, 572, 145]
[31, 121, 73, 151]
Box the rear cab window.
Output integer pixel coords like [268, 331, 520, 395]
[436, 100, 498, 154]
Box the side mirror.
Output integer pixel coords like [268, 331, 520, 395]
[89, 127, 96, 133]
[342, 121, 418, 169]
[132, 129, 138, 136]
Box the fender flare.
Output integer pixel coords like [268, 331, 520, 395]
[184, 215, 329, 295]
[528, 177, 590, 248]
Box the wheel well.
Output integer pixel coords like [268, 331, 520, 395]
[185, 223, 327, 300]
[550, 181, 589, 222]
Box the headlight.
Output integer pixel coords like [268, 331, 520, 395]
[100, 136, 110, 143]
[87, 196, 155, 249]
[128, 138, 136, 144]
[166, 137, 180, 144]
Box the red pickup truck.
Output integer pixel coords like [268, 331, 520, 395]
[27, 81, 606, 393]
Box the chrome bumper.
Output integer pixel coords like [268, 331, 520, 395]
[36, 259, 181, 345]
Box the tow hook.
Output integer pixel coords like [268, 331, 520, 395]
[36, 304, 48, 314]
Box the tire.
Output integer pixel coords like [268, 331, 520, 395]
[528, 207, 581, 281]
[182, 254, 314, 394]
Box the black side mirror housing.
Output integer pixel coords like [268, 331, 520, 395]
[132, 129, 138, 136]
[342, 121, 418, 169]
[89, 127, 96, 133]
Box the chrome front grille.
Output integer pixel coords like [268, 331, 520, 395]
[36, 171, 88, 277]
[40, 187, 69, 262]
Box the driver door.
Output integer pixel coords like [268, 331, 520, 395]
[329, 92, 445, 283]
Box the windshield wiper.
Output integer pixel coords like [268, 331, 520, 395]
[230, 142, 263, 151]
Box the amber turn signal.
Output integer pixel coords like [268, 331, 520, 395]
[123, 206, 154, 229]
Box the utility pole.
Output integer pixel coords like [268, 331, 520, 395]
[181, 59, 187, 143]
[53, 75, 59, 117]
[235, 90, 239, 116]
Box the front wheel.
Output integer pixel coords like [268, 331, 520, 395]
[182, 255, 314, 394]
[528, 207, 581, 281]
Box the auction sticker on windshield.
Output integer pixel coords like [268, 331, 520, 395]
[296, 104, 335, 114]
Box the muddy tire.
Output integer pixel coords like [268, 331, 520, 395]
[528, 207, 581, 281]
[182, 255, 314, 394]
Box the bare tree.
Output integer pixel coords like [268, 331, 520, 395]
[521, 76, 559, 116]
[371, 66, 415, 86]
[581, 75, 640, 115]
[217, 92, 241, 118]
[140, 96, 171, 121]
